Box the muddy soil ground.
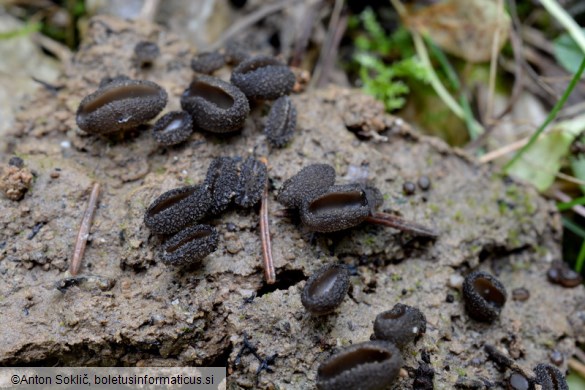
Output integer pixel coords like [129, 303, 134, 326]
[0, 16, 584, 389]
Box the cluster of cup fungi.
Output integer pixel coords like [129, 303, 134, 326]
[72, 39, 572, 389]
[76, 40, 297, 148]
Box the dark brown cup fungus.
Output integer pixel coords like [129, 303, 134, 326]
[224, 41, 250, 65]
[204, 156, 239, 215]
[160, 224, 218, 266]
[230, 55, 295, 100]
[235, 157, 267, 208]
[191, 51, 226, 74]
[152, 111, 193, 146]
[180, 75, 250, 133]
[264, 95, 297, 148]
[301, 264, 350, 315]
[534, 363, 568, 390]
[144, 185, 212, 235]
[317, 340, 403, 390]
[462, 271, 507, 323]
[76, 78, 168, 134]
[133, 41, 160, 68]
[300, 184, 371, 233]
[277, 163, 336, 209]
[373, 303, 427, 348]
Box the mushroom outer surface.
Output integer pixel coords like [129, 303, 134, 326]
[462, 271, 507, 323]
[160, 224, 218, 266]
[264, 95, 297, 148]
[230, 55, 295, 100]
[301, 264, 350, 315]
[300, 183, 371, 232]
[180, 75, 249, 133]
[317, 340, 403, 390]
[277, 163, 336, 209]
[76, 78, 167, 134]
[152, 111, 193, 146]
[373, 303, 427, 348]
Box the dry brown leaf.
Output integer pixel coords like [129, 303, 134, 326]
[403, 0, 511, 63]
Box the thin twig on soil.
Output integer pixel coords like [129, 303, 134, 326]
[70, 182, 100, 276]
[291, 0, 323, 68]
[259, 157, 276, 285]
[365, 212, 438, 239]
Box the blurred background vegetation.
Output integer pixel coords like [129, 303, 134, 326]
[1, 0, 585, 385]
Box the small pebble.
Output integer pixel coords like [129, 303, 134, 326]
[549, 350, 563, 366]
[9, 156, 24, 168]
[445, 294, 454, 303]
[50, 171, 60, 179]
[547, 260, 583, 288]
[403, 181, 416, 195]
[512, 287, 530, 302]
[418, 176, 431, 191]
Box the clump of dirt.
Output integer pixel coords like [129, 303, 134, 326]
[0, 161, 33, 201]
[0, 15, 584, 389]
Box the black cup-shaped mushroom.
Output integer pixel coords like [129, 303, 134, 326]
[224, 41, 250, 65]
[180, 75, 250, 133]
[76, 78, 167, 134]
[373, 303, 427, 348]
[277, 163, 336, 209]
[301, 264, 350, 315]
[160, 224, 218, 266]
[204, 156, 239, 215]
[144, 185, 212, 235]
[265, 95, 297, 148]
[134, 41, 160, 68]
[534, 364, 568, 390]
[462, 271, 507, 323]
[300, 184, 371, 233]
[230, 55, 295, 100]
[317, 340, 403, 390]
[152, 111, 193, 146]
[191, 51, 226, 74]
[235, 157, 267, 208]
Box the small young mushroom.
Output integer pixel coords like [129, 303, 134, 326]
[277, 163, 336, 209]
[373, 303, 427, 348]
[191, 51, 226, 74]
[300, 184, 371, 233]
[235, 157, 267, 208]
[76, 78, 167, 134]
[133, 41, 160, 68]
[180, 75, 250, 133]
[144, 185, 212, 235]
[160, 224, 218, 266]
[301, 264, 350, 315]
[264, 95, 297, 148]
[203, 156, 239, 215]
[152, 111, 193, 146]
[317, 340, 403, 390]
[462, 271, 507, 323]
[230, 55, 295, 100]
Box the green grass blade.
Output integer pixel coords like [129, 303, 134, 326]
[557, 196, 585, 211]
[504, 57, 585, 171]
[576, 240, 585, 273]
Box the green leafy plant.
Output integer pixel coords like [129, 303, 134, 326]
[350, 8, 428, 111]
